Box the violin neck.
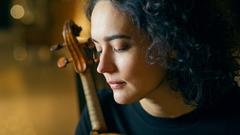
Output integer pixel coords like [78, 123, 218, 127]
[79, 69, 107, 132]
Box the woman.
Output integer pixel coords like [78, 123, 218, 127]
[76, 0, 240, 134]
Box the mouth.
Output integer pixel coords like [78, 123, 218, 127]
[107, 81, 126, 89]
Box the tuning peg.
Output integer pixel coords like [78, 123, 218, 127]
[69, 21, 82, 36]
[57, 57, 72, 68]
[50, 43, 66, 52]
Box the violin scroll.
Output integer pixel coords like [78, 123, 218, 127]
[50, 20, 98, 73]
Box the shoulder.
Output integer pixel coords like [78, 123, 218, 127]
[220, 87, 240, 111]
[220, 89, 240, 134]
[202, 87, 240, 120]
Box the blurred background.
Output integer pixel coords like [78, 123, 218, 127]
[0, 0, 239, 135]
[0, 0, 90, 135]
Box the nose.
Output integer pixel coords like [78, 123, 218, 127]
[96, 51, 116, 74]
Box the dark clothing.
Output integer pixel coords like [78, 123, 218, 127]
[76, 88, 240, 135]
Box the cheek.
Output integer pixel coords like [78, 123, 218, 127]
[117, 53, 165, 87]
[116, 54, 137, 80]
[116, 52, 149, 83]
[113, 51, 138, 82]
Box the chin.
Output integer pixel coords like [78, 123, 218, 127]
[113, 91, 137, 104]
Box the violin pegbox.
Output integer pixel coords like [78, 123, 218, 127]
[50, 20, 99, 73]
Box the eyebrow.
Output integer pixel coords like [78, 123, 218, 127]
[91, 34, 131, 43]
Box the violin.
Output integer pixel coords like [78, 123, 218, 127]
[50, 20, 120, 135]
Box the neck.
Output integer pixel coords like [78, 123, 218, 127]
[140, 83, 195, 118]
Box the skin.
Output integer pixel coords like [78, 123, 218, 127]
[91, 0, 194, 118]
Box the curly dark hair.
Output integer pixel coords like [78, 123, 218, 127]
[85, 0, 240, 107]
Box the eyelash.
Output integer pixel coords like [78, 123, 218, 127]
[96, 44, 130, 55]
[113, 44, 130, 52]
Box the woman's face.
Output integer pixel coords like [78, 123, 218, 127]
[91, 0, 166, 104]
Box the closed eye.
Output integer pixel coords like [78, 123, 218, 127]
[113, 44, 131, 53]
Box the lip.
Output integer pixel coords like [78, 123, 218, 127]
[107, 81, 126, 89]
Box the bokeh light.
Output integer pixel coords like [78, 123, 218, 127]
[10, 4, 25, 20]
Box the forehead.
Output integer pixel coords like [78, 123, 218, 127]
[91, 0, 138, 39]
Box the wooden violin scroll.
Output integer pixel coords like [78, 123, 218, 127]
[50, 20, 107, 133]
[50, 20, 98, 73]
